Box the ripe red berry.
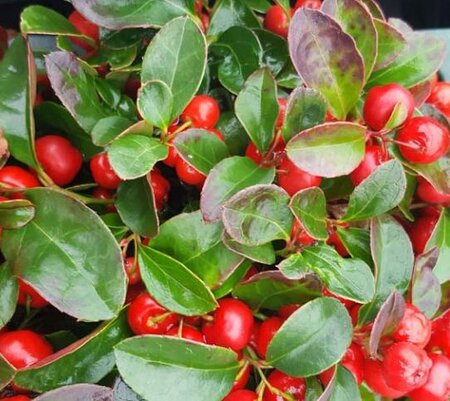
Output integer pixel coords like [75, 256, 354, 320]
[127, 292, 178, 335]
[202, 298, 254, 351]
[0, 396, 32, 401]
[397, 117, 449, 164]
[427, 310, 450, 356]
[0, 166, 40, 192]
[264, 5, 290, 38]
[416, 177, 450, 205]
[0, 330, 53, 369]
[392, 304, 431, 348]
[256, 317, 283, 359]
[231, 362, 251, 392]
[181, 95, 220, 129]
[364, 358, 407, 399]
[326, 228, 349, 257]
[350, 145, 389, 186]
[35, 135, 83, 186]
[363, 83, 415, 131]
[278, 304, 300, 319]
[277, 98, 287, 128]
[249, 321, 261, 350]
[382, 342, 432, 393]
[166, 325, 205, 343]
[341, 343, 365, 385]
[223, 390, 257, 401]
[175, 157, 206, 186]
[209, 128, 225, 141]
[124, 257, 141, 286]
[245, 142, 263, 165]
[427, 81, 450, 118]
[408, 353, 450, 401]
[294, 0, 322, 11]
[148, 170, 170, 209]
[408, 215, 438, 254]
[291, 219, 316, 247]
[263, 370, 306, 401]
[318, 366, 334, 387]
[90, 153, 121, 190]
[17, 279, 49, 308]
[163, 144, 179, 167]
[277, 157, 322, 197]
[322, 288, 355, 310]
[68, 11, 100, 52]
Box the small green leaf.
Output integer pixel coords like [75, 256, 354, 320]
[116, 178, 158, 239]
[286, 122, 366, 178]
[342, 160, 407, 222]
[174, 129, 229, 175]
[425, 209, 450, 283]
[91, 116, 134, 147]
[267, 297, 353, 377]
[108, 135, 168, 180]
[213, 260, 252, 299]
[216, 111, 249, 155]
[290, 187, 328, 241]
[398, 173, 417, 222]
[139, 246, 217, 316]
[142, 17, 206, 119]
[336, 227, 373, 267]
[222, 232, 276, 265]
[254, 29, 289, 77]
[0, 199, 35, 229]
[0, 355, 15, 391]
[223, 185, 293, 246]
[235, 68, 278, 153]
[137, 80, 173, 132]
[373, 19, 407, 71]
[0, 264, 18, 329]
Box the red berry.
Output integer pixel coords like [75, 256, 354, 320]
[397, 117, 449, 164]
[294, 0, 322, 11]
[202, 298, 254, 351]
[68, 11, 99, 52]
[264, 6, 290, 38]
[127, 292, 178, 335]
[0, 330, 53, 369]
[341, 343, 365, 385]
[181, 95, 220, 129]
[326, 228, 349, 257]
[263, 370, 306, 401]
[363, 83, 415, 131]
[256, 317, 283, 359]
[408, 215, 438, 254]
[392, 304, 431, 348]
[408, 353, 450, 401]
[175, 157, 206, 186]
[148, 170, 170, 209]
[277, 98, 287, 128]
[90, 153, 121, 190]
[209, 128, 225, 141]
[0, 166, 40, 190]
[318, 366, 334, 387]
[364, 358, 407, 399]
[231, 363, 251, 392]
[166, 325, 205, 343]
[124, 257, 141, 286]
[35, 135, 83, 186]
[0, 397, 32, 401]
[278, 304, 300, 319]
[277, 157, 322, 197]
[223, 390, 257, 401]
[322, 288, 355, 309]
[427, 310, 450, 356]
[163, 144, 179, 167]
[249, 321, 261, 349]
[17, 279, 49, 308]
[427, 81, 450, 118]
[416, 177, 450, 205]
[350, 145, 389, 186]
[245, 142, 264, 165]
[382, 342, 432, 393]
[124, 78, 140, 101]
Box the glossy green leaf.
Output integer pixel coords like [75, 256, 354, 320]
[45, 51, 114, 132]
[373, 19, 407, 71]
[116, 178, 158, 239]
[327, 366, 361, 401]
[216, 111, 249, 155]
[34, 384, 113, 401]
[425, 209, 450, 283]
[235, 68, 278, 153]
[342, 160, 407, 222]
[1, 188, 126, 322]
[288, 9, 364, 119]
[398, 173, 416, 222]
[88, 45, 138, 70]
[322, 0, 378, 78]
[139, 246, 217, 315]
[150, 211, 243, 289]
[277, 60, 302, 89]
[223, 184, 293, 246]
[201, 156, 275, 222]
[116, 337, 238, 401]
[72, 0, 192, 29]
[210, 27, 262, 94]
[359, 215, 414, 323]
[368, 31, 446, 88]
[254, 29, 289, 77]
[246, 0, 271, 12]
[208, 0, 260, 37]
[108, 135, 167, 180]
[0, 199, 35, 229]
[0, 264, 18, 329]
[336, 227, 373, 267]
[290, 187, 328, 240]
[15, 311, 130, 392]
[232, 271, 320, 311]
[222, 231, 276, 265]
[101, 214, 129, 242]
[212, 259, 252, 299]
[174, 129, 229, 175]
[91, 116, 134, 147]
[282, 87, 327, 143]
[286, 122, 366, 178]
[0, 356, 15, 391]
[137, 80, 173, 132]
[0, 36, 38, 168]
[321, 176, 354, 201]
[267, 297, 353, 377]
[141, 17, 206, 119]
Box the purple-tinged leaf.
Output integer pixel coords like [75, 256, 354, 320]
[34, 384, 113, 401]
[113, 377, 144, 401]
[411, 79, 433, 107]
[369, 292, 405, 358]
[412, 248, 441, 319]
[373, 19, 407, 71]
[288, 9, 364, 119]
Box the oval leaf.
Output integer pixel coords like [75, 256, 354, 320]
[288, 9, 365, 119]
[373, 19, 407, 71]
[336, 227, 373, 267]
[0, 199, 35, 229]
[322, 366, 361, 401]
[1, 188, 126, 322]
[91, 116, 134, 147]
[0, 264, 18, 329]
[267, 297, 353, 377]
[222, 231, 276, 265]
[286, 122, 366, 178]
[34, 385, 113, 401]
[115, 336, 239, 401]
